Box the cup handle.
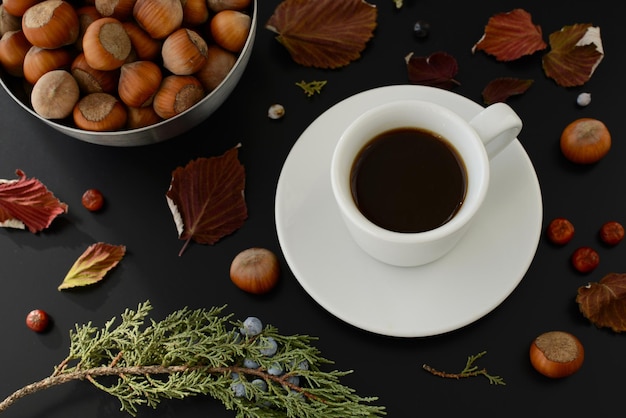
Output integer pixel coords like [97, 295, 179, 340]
[468, 102, 523, 160]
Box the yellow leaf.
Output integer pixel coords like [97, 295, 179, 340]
[58, 243, 126, 290]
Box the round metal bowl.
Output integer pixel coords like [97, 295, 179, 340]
[0, 1, 257, 147]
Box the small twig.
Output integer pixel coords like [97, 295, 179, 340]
[422, 351, 506, 385]
[52, 357, 70, 377]
[0, 364, 194, 412]
[109, 351, 123, 367]
[295, 80, 327, 97]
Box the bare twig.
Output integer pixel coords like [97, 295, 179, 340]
[422, 351, 506, 385]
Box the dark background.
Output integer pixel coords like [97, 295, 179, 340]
[1, 0, 625, 416]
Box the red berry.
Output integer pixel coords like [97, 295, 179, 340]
[571, 247, 599, 273]
[600, 221, 624, 245]
[82, 188, 104, 211]
[546, 218, 575, 245]
[26, 309, 50, 332]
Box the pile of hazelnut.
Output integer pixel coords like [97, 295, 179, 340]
[0, 0, 252, 131]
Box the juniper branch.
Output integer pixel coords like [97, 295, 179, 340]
[0, 301, 385, 417]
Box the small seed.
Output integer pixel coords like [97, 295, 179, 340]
[576, 92, 591, 107]
[268, 104, 285, 120]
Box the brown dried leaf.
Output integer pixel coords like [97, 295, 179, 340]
[542, 24, 604, 87]
[166, 145, 247, 256]
[0, 169, 68, 233]
[577, 272, 626, 332]
[472, 9, 547, 61]
[406, 51, 460, 90]
[482, 77, 533, 104]
[265, 0, 377, 69]
[58, 243, 126, 290]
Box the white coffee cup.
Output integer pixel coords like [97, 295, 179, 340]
[330, 99, 522, 267]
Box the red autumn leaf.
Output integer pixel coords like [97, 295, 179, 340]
[58, 243, 126, 290]
[406, 51, 460, 90]
[472, 8, 547, 61]
[482, 77, 534, 104]
[265, 0, 377, 69]
[0, 169, 68, 233]
[577, 272, 626, 332]
[542, 24, 604, 87]
[166, 145, 247, 257]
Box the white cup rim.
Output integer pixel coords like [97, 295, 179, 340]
[330, 99, 490, 245]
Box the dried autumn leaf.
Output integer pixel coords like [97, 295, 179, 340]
[482, 77, 533, 104]
[58, 243, 126, 290]
[542, 24, 604, 87]
[0, 169, 68, 233]
[406, 51, 460, 90]
[265, 0, 377, 69]
[576, 272, 626, 332]
[472, 9, 547, 61]
[166, 145, 247, 257]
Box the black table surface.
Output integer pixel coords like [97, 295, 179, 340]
[2, 1, 625, 416]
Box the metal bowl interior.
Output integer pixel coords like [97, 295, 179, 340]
[0, 0, 257, 147]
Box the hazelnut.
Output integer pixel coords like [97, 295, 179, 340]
[210, 9, 251, 53]
[23, 45, 72, 85]
[74, 5, 102, 52]
[126, 105, 162, 129]
[121, 21, 162, 61]
[1, 5, 23, 36]
[195, 44, 236, 92]
[3, 0, 44, 18]
[161, 28, 208, 75]
[22, 0, 80, 49]
[31, 69, 80, 119]
[153, 75, 204, 120]
[0, 30, 32, 77]
[207, 0, 251, 13]
[132, 0, 183, 40]
[118, 60, 162, 107]
[71, 52, 119, 94]
[82, 17, 131, 71]
[182, 0, 210, 27]
[95, 0, 136, 21]
[73, 92, 128, 131]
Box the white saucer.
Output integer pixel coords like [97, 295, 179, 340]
[275, 85, 543, 337]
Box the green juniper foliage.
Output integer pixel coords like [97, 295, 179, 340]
[0, 301, 385, 417]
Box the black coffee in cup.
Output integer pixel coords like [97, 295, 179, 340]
[350, 127, 467, 233]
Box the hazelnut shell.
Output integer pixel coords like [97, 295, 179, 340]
[31, 69, 80, 119]
[121, 21, 162, 61]
[0, 30, 32, 77]
[23, 45, 73, 85]
[210, 9, 251, 53]
[152, 75, 204, 120]
[161, 28, 208, 75]
[182, 0, 210, 27]
[195, 44, 236, 92]
[132, 0, 183, 40]
[22, 0, 80, 49]
[71, 52, 119, 94]
[118, 60, 162, 107]
[73, 92, 128, 131]
[82, 16, 131, 71]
